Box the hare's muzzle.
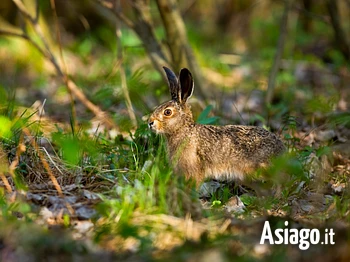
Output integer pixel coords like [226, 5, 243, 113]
[148, 115, 156, 131]
[148, 115, 161, 133]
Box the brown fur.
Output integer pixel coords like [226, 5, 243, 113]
[148, 67, 285, 186]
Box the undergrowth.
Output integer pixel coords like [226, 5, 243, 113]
[1, 93, 349, 260]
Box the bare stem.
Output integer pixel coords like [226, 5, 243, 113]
[95, 0, 170, 80]
[0, 147, 13, 193]
[115, 0, 137, 127]
[5, 0, 117, 129]
[0, 172, 12, 193]
[265, 0, 290, 105]
[22, 128, 75, 215]
[0, 29, 49, 59]
[49, 0, 77, 124]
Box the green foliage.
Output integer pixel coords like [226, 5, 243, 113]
[0, 190, 33, 223]
[328, 50, 347, 68]
[93, 84, 116, 108]
[93, 132, 202, 247]
[211, 200, 222, 208]
[196, 105, 220, 125]
[306, 94, 339, 115]
[0, 116, 12, 139]
[329, 112, 350, 127]
[334, 196, 350, 221]
[239, 194, 256, 206]
[251, 13, 280, 52]
[0, 85, 8, 103]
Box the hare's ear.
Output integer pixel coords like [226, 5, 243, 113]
[179, 68, 194, 103]
[163, 67, 180, 103]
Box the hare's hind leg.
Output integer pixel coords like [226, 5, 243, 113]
[184, 172, 203, 188]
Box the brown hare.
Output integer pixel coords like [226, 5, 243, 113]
[148, 67, 285, 186]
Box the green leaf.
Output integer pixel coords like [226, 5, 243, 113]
[316, 146, 331, 158]
[197, 105, 219, 125]
[61, 138, 81, 165]
[239, 194, 256, 206]
[0, 116, 12, 139]
[211, 200, 222, 207]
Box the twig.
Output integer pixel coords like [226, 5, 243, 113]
[0, 147, 13, 193]
[41, 146, 64, 176]
[95, 0, 171, 81]
[0, 172, 12, 193]
[265, 0, 291, 105]
[13, 0, 61, 73]
[12, 0, 34, 22]
[50, 0, 77, 124]
[34, 0, 40, 23]
[115, 0, 137, 127]
[98, 0, 134, 29]
[0, 30, 25, 38]
[23, 129, 63, 196]
[8, 135, 26, 181]
[0, 30, 48, 58]
[22, 128, 75, 215]
[5, 0, 117, 129]
[292, 5, 329, 25]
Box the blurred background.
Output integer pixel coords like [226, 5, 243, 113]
[0, 0, 349, 132]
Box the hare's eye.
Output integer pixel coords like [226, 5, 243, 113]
[164, 109, 172, 116]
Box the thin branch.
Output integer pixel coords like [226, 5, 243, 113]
[22, 128, 75, 215]
[115, 0, 137, 127]
[0, 147, 13, 193]
[8, 135, 26, 183]
[0, 30, 108, 123]
[13, 0, 62, 75]
[265, 0, 291, 105]
[95, 0, 171, 80]
[5, 0, 117, 129]
[12, 0, 35, 22]
[292, 5, 329, 25]
[50, 0, 68, 78]
[0, 30, 26, 38]
[41, 146, 64, 176]
[34, 0, 40, 23]
[97, 0, 134, 29]
[50, 0, 77, 125]
[0, 172, 12, 193]
[0, 29, 49, 58]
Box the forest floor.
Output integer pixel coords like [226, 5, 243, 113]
[1, 77, 350, 261]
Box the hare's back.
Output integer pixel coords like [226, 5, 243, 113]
[226, 125, 284, 157]
[197, 124, 284, 160]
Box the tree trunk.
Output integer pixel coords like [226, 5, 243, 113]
[156, 0, 206, 100]
[326, 0, 350, 61]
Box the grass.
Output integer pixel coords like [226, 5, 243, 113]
[1, 90, 349, 261]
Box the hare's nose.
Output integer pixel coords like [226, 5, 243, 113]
[148, 121, 154, 129]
